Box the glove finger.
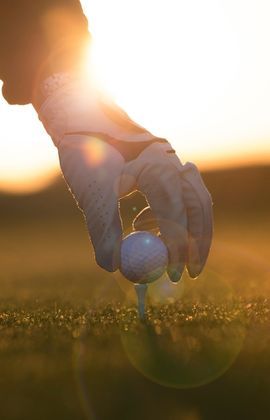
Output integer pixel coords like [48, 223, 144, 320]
[181, 163, 213, 278]
[137, 162, 188, 283]
[58, 135, 124, 272]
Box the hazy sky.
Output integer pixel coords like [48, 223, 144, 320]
[1, 0, 270, 193]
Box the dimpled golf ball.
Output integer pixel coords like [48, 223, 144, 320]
[120, 231, 168, 284]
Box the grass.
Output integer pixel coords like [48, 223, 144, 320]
[0, 297, 269, 419]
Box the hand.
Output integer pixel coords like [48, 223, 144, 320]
[37, 73, 213, 282]
[57, 135, 213, 282]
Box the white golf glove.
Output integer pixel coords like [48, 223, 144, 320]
[36, 72, 213, 282]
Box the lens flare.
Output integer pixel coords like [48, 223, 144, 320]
[83, 137, 106, 166]
[121, 317, 245, 389]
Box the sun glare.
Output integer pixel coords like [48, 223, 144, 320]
[1, 0, 270, 194]
[83, 0, 270, 166]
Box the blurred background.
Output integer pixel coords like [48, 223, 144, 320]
[0, 165, 269, 303]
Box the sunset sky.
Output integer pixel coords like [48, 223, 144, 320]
[1, 0, 270, 193]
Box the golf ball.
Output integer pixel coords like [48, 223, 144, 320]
[120, 231, 168, 284]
